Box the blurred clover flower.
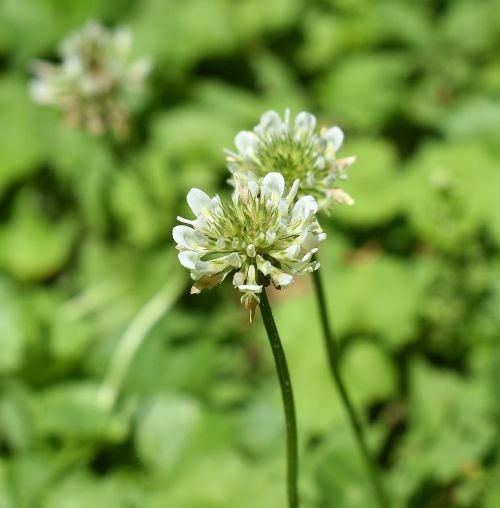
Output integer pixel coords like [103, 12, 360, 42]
[226, 109, 356, 212]
[173, 172, 325, 321]
[29, 21, 151, 137]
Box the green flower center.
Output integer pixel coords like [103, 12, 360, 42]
[253, 135, 318, 184]
[216, 200, 279, 249]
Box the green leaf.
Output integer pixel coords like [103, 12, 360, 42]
[110, 168, 169, 247]
[440, 0, 500, 57]
[0, 0, 131, 65]
[41, 470, 146, 508]
[135, 394, 202, 473]
[0, 383, 34, 453]
[397, 359, 496, 485]
[403, 142, 500, 249]
[251, 51, 307, 111]
[238, 388, 284, 457]
[342, 340, 398, 407]
[333, 138, 403, 226]
[323, 253, 424, 348]
[0, 285, 24, 373]
[0, 79, 44, 196]
[132, 0, 236, 68]
[9, 451, 55, 507]
[0, 461, 14, 508]
[149, 452, 284, 508]
[316, 54, 410, 131]
[310, 425, 380, 508]
[482, 481, 500, 508]
[34, 382, 109, 440]
[0, 191, 76, 281]
[49, 311, 93, 362]
[441, 97, 500, 148]
[148, 107, 234, 195]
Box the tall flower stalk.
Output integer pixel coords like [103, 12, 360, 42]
[227, 110, 389, 507]
[312, 267, 389, 508]
[173, 172, 326, 506]
[260, 288, 299, 508]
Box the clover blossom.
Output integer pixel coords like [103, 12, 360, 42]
[173, 172, 325, 321]
[226, 109, 356, 211]
[29, 21, 151, 137]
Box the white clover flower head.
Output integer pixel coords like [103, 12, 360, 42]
[173, 172, 325, 321]
[29, 20, 152, 137]
[225, 109, 356, 212]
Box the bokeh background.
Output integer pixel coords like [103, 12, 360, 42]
[1, 0, 500, 506]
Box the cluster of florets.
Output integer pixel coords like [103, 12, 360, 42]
[173, 173, 325, 320]
[29, 21, 151, 137]
[225, 109, 356, 211]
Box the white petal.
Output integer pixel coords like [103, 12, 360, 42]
[256, 110, 283, 136]
[297, 231, 316, 252]
[324, 126, 344, 151]
[336, 155, 357, 170]
[301, 251, 314, 262]
[286, 179, 300, 204]
[266, 230, 276, 244]
[315, 156, 325, 169]
[227, 253, 242, 267]
[247, 264, 257, 282]
[194, 259, 222, 275]
[176, 216, 195, 225]
[29, 81, 57, 104]
[258, 258, 272, 275]
[235, 131, 257, 157]
[187, 188, 213, 216]
[292, 195, 318, 220]
[178, 251, 200, 269]
[238, 284, 263, 293]
[233, 272, 245, 287]
[294, 112, 316, 135]
[287, 244, 301, 260]
[248, 180, 259, 198]
[192, 270, 231, 292]
[128, 57, 152, 83]
[246, 244, 257, 258]
[278, 199, 289, 217]
[284, 108, 291, 129]
[330, 188, 355, 205]
[172, 225, 206, 250]
[114, 28, 132, 56]
[211, 195, 223, 214]
[262, 172, 285, 202]
[277, 220, 288, 234]
[271, 270, 294, 288]
[64, 54, 83, 77]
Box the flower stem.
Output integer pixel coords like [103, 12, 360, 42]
[311, 267, 389, 508]
[259, 288, 299, 508]
[97, 271, 185, 411]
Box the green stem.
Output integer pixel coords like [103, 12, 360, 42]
[259, 288, 299, 508]
[311, 268, 389, 508]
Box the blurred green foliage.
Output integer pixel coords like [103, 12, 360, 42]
[1, 0, 500, 506]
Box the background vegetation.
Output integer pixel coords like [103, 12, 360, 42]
[1, 0, 500, 506]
